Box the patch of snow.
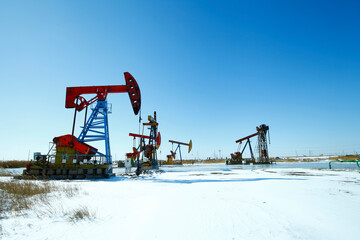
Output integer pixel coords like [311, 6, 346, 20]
[1, 165, 359, 240]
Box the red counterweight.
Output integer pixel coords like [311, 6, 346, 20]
[53, 134, 98, 155]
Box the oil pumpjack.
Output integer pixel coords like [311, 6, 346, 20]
[164, 139, 192, 165]
[126, 111, 161, 175]
[22, 72, 141, 179]
[227, 124, 271, 165]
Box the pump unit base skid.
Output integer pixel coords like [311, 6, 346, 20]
[18, 165, 114, 180]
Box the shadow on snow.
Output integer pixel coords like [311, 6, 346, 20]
[102, 176, 307, 184]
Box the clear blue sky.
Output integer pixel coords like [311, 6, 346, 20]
[0, 0, 359, 160]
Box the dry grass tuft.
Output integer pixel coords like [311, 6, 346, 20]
[0, 161, 30, 168]
[68, 206, 96, 222]
[0, 181, 52, 196]
[0, 181, 53, 217]
[0, 172, 13, 177]
[61, 184, 81, 198]
[0, 181, 83, 219]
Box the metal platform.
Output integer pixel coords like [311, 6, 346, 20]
[18, 164, 114, 180]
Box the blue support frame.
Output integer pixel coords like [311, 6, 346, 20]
[78, 100, 112, 164]
[174, 144, 183, 164]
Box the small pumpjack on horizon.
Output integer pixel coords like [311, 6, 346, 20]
[126, 111, 161, 175]
[227, 124, 271, 165]
[164, 139, 192, 165]
[22, 72, 141, 179]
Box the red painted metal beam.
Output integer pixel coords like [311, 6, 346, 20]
[235, 132, 258, 143]
[129, 132, 161, 147]
[129, 133, 153, 139]
[65, 72, 141, 114]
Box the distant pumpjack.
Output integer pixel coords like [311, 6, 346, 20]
[166, 140, 193, 164]
[227, 124, 270, 165]
[127, 111, 161, 175]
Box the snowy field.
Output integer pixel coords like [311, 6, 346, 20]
[1, 164, 360, 240]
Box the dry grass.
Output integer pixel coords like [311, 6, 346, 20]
[160, 159, 226, 165]
[275, 158, 297, 162]
[0, 161, 30, 168]
[181, 159, 200, 164]
[0, 181, 52, 217]
[0, 172, 13, 177]
[35, 205, 64, 218]
[180, 159, 226, 164]
[62, 184, 81, 198]
[35, 204, 96, 223]
[0, 180, 89, 236]
[329, 155, 360, 161]
[68, 206, 96, 222]
[0, 180, 83, 219]
[0, 181, 52, 196]
[201, 159, 226, 164]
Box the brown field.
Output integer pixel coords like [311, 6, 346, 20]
[274, 158, 297, 162]
[329, 155, 360, 161]
[159, 159, 226, 165]
[0, 160, 30, 168]
[182, 159, 226, 164]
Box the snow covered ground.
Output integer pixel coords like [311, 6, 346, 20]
[1, 164, 360, 240]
